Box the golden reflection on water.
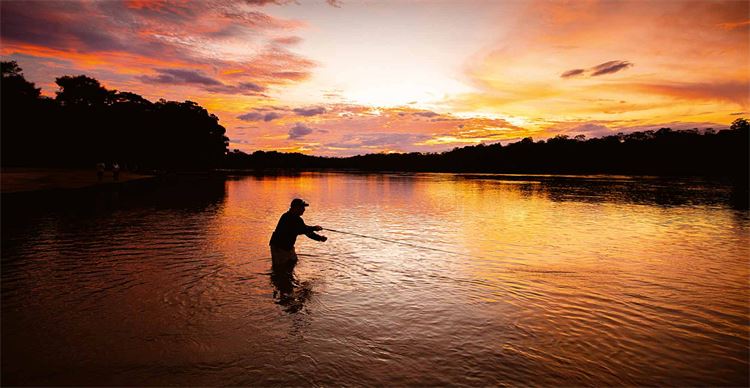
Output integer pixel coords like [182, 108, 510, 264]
[2, 172, 748, 386]
[216, 172, 748, 384]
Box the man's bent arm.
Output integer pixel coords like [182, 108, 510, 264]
[305, 232, 326, 241]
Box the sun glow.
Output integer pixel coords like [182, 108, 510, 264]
[454, 112, 533, 128]
[342, 77, 473, 108]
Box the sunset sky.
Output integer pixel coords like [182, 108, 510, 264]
[1, 0, 748, 156]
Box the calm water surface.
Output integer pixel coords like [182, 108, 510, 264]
[2, 173, 748, 386]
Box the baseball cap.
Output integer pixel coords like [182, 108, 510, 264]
[290, 198, 309, 207]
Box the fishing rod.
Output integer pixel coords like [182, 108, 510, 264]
[323, 227, 482, 258]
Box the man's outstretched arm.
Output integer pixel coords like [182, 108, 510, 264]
[295, 219, 327, 241]
[305, 224, 326, 242]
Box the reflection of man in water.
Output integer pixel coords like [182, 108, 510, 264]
[271, 271, 313, 314]
[270, 198, 327, 273]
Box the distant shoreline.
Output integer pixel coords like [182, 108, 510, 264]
[2, 167, 746, 196]
[1, 168, 155, 194]
[216, 167, 748, 180]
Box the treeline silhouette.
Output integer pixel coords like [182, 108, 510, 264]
[1, 61, 228, 170]
[2, 61, 747, 178]
[226, 119, 749, 178]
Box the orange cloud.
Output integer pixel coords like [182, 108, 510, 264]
[614, 81, 750, 107]
[455, 0, 748, 137]
[718, 20, 750, 31]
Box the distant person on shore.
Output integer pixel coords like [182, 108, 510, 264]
[270, 198, 327, 273]
[96, 162, 105, 181]
[112, 162, 120, 181]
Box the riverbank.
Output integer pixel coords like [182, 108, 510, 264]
[1, 168, 154, 194]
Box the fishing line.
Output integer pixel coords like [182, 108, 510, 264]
[318, 230, 583, 275]
[323, 227, 491, 259]
[322, 228, 573, 272]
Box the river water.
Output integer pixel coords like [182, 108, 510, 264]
[2, 173, 748, 386]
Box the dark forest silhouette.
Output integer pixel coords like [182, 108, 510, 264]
[226, 120, 749, 178]
[2, 61, 748, 178]
[2, 61, 228, 170]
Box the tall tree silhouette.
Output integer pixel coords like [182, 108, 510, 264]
[55, 75, 114, 107]
[1, 61, 228, 170]
[730, 118, 749, 132]
[2, 61, 41, 100]
[1, 61, 51, 165]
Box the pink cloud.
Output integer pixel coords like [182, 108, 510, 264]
[293, 106, 327, 116]
[288, 122, 315, 139]
[0, 0, 315, 94]
[272, 36, 303, 45]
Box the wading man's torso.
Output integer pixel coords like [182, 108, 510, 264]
[269, 199, 326, 272]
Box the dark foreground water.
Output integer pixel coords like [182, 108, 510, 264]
[2, 173, 748, 386]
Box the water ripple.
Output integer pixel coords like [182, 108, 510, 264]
[2, 173, 748, 386]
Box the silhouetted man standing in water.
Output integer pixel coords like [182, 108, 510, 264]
[270, 198, 327, 273]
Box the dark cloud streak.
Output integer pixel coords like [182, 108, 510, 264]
[141, 68, 222, 86]
[590, 60, 633, 76]
[140, 68, 266, 95]
[561, 60, 634, 79]
[560, 69, 585, 78]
